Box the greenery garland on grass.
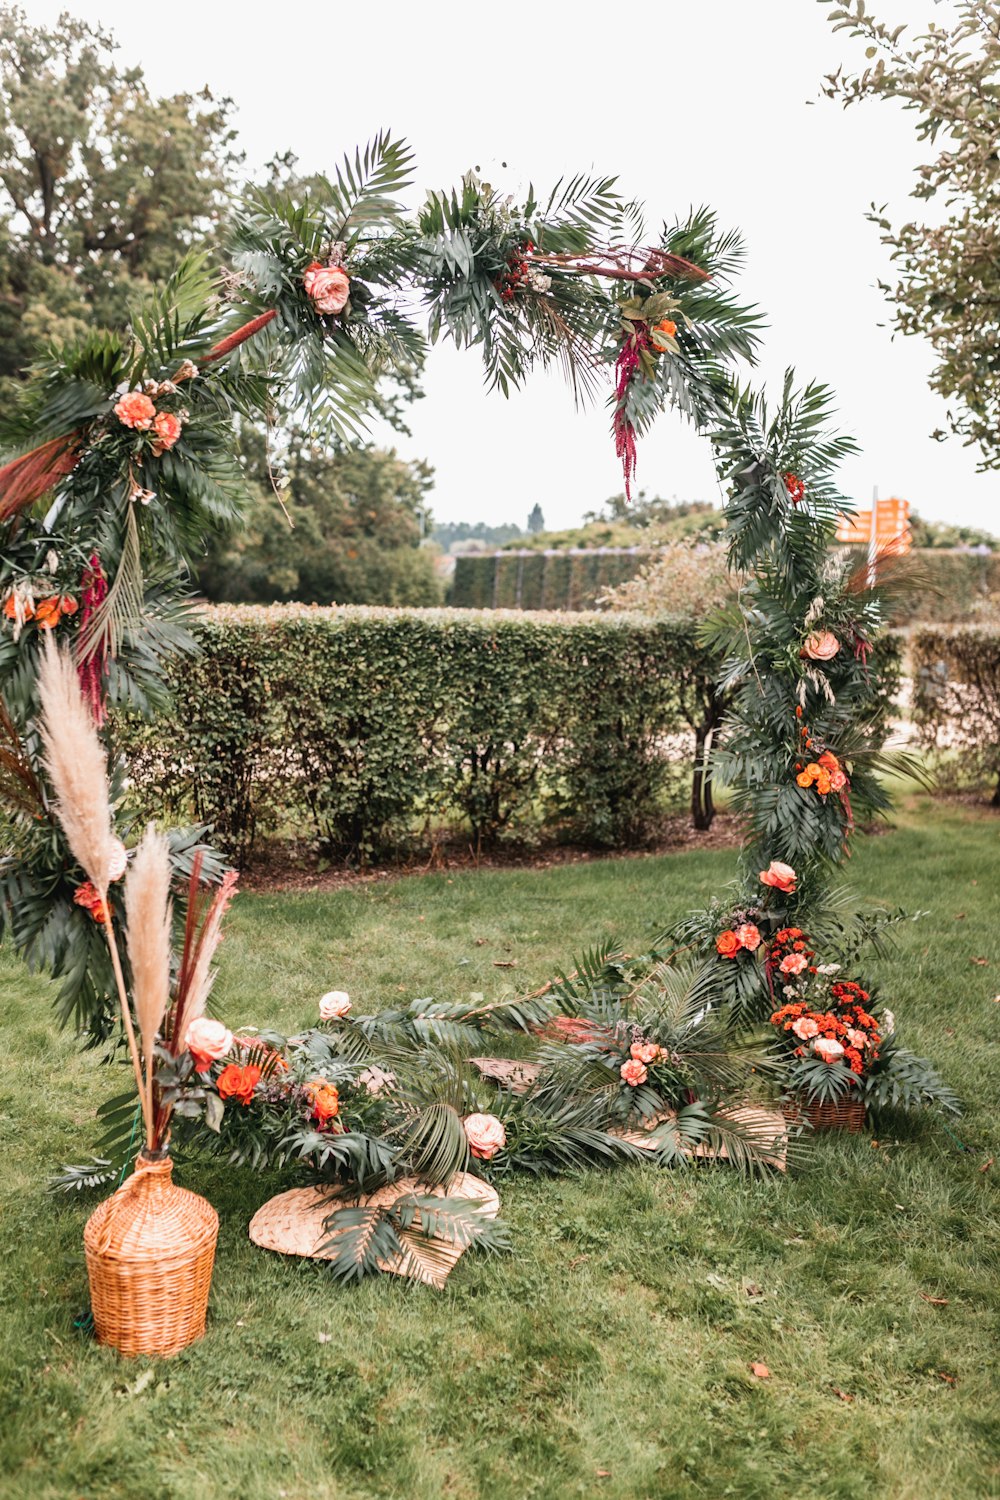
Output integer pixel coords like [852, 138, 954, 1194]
[1, 135, 958, 1282]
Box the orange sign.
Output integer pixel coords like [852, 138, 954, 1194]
[835, 498, 910, 553]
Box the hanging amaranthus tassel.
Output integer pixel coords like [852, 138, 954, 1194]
[613, 322, 651, 501]
[78, 554, 109, 726]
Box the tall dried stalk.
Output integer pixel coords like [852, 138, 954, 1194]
[125, 826, 173, 1145]
[36, 639, 151, 1143]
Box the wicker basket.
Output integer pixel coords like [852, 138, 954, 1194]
[782, 1094, 866, 1133]
[83, 1151, 218, 1357]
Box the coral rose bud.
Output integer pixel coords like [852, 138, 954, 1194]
[801, 630, 840, 662]
[759, 861, 797, 893]
[791, 1016, 820, 1041]
[303, 262, 351, 316]
[620, 1058, 648, 1087]
[812, 1037, 845, 1064]
[185, 1016, 234, 1072]
[463, 1112, 506, 1160]
[319, 990, 352, 1021]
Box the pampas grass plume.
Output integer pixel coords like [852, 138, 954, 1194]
[36, 636, 115, 889]
[125, 824, 173, 1067]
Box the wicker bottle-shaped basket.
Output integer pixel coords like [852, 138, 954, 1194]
[83, 1152, 219, 1356]
[782, 1094, 866, 1133]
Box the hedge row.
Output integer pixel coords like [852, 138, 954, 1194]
[911, 625, 1000, 802]
[452, 547, 1000, 622]
[116, 604, 722, 863]
[450, 549, 652, 611]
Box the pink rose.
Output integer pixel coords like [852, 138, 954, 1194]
[463, 1112, 506, 1160]
[829, 768, 848, 792]
[114, 390, 156, 430]
[791, 1016, 820, 1041]
[813, 1037, 845, 1064]
[780, 952, 809, 976]
[734, 923, 761, 952]
[801, 630, 840, 662]
[151, 411, 182, 454]
[185, 1016, 234, 1072]
[319, 990, 352, 1021]
[846, 1027, 868, 1050]
[630, 1042, 661, 1065]
[620, 1058, 648, 1087]
[759, 861, 797, 894]
[303, 262, 350, 315]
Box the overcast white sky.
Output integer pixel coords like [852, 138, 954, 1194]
[24, 0, 999, 531]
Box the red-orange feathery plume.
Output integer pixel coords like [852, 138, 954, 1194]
[200, 308, 278, 367]
[0, 435, 81, 522]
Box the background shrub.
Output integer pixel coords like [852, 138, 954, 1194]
[911, 626, 1000, 803]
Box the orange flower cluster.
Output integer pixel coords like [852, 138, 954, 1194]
[715, 922, 762, 959]
[796, 749, 848, 798]
[767, 926, 816, 976]
[216, 1063, 262, 1105]
[783, 472, 805, 504]
[650, 317, 678, 351]
[73, 881, 108, 924]
[771, 981, 881, 1076]
[113, 389, 185, 455]
[303, 1077, 341, 1126]
[3, 592, 77, 630]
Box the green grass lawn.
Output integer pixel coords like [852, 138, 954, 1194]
[1, 792, 998, 1500]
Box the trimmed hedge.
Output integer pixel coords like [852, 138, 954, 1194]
[452, 547, 1000, 621]
[911, 626, 1000, 802]
[116, 604, 720, 863]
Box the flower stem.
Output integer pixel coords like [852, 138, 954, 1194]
[102, 905, 154, 1149]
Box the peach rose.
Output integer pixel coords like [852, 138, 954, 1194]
[114, 390, 156, 430]
[829, 768, 848, 792]
[716, 929, 741, 958]
[801, 630, 840, 662]
[304, 1077, 340, 1123]
[845, 1027, 868, 1050]
[759, 861, 797, 893]
[791, 1016, 820, 1041]
[780, 952, 808, 976]
[813, 1037, 845, 1064]
[319, 990, 352, 1021]
[151, 411, 182, 454]
[463, 1112, 506, 1160]
[108, 838, 128, 882]
[185, 1016, 234, 1072]
[620, 1058, 648, 1087]
[303, 262, 350, 315]
[734, 923, 761, 952]
[630, 1041, 661, 1065]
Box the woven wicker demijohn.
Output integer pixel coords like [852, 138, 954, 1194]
[782, 1094, 866, 1134]
[83, 1151, 218, 1357]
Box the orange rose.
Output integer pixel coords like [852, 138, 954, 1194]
[73, 881, 108, 924]
[759, 861, 797, 893]
[303, 262, 350, 315]
[801, 630, 840, 662]
[33, 596, 62, 629]
[796, 769, 814, 789]
[716, 929, 741, 958]
[114, 390, 156, 430]
[216, 1063, 261, 1105]
[151, 411, 182, 454]
[815, 770, 832, 795]
[304, 1077, 340, 1124]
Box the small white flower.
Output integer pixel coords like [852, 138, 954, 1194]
[881, 1008, 895, 1036]
[817, 963, 841, 975]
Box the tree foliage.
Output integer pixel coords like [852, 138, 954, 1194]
[822, 1, 1000, 467]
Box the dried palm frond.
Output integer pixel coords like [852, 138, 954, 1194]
[0, 696, 46, 820]
[530, 243, 710, 284]
[0, 433, 81, 521]
[35, 637, 116, 889]
[171, 854, 239, 1048]
[125, 825, 173, 1136]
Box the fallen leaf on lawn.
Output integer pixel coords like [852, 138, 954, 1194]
[749, 1362, 771, 1379]
[596, 1470, 612, 1479]
[492, 960, 517, 968]
[936, 1371, 958, 1386]
[991, 995, 1000, 1004]
[832, 1387, 855, 1403]
[474, 938, 488, 946]
[969, 956, 989, 966]
[568, 1254, 590, 1269]
[919, 1294, 949, 1306]
[118, 1369, 155, 1398]
[980, 1157, 994, 1174]
[953, 912, 966, 920]
[743, 1281, 764, 1298]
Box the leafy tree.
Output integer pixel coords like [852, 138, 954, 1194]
[526, 502, 545, 533]
[584, 491, 720, 532]
[908, 510, 997, 550]
[431, 519, 523, 551]
[0, 8, 241, 388]
[198, 433, 441, 606]
[822, 2, 1000, 468]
